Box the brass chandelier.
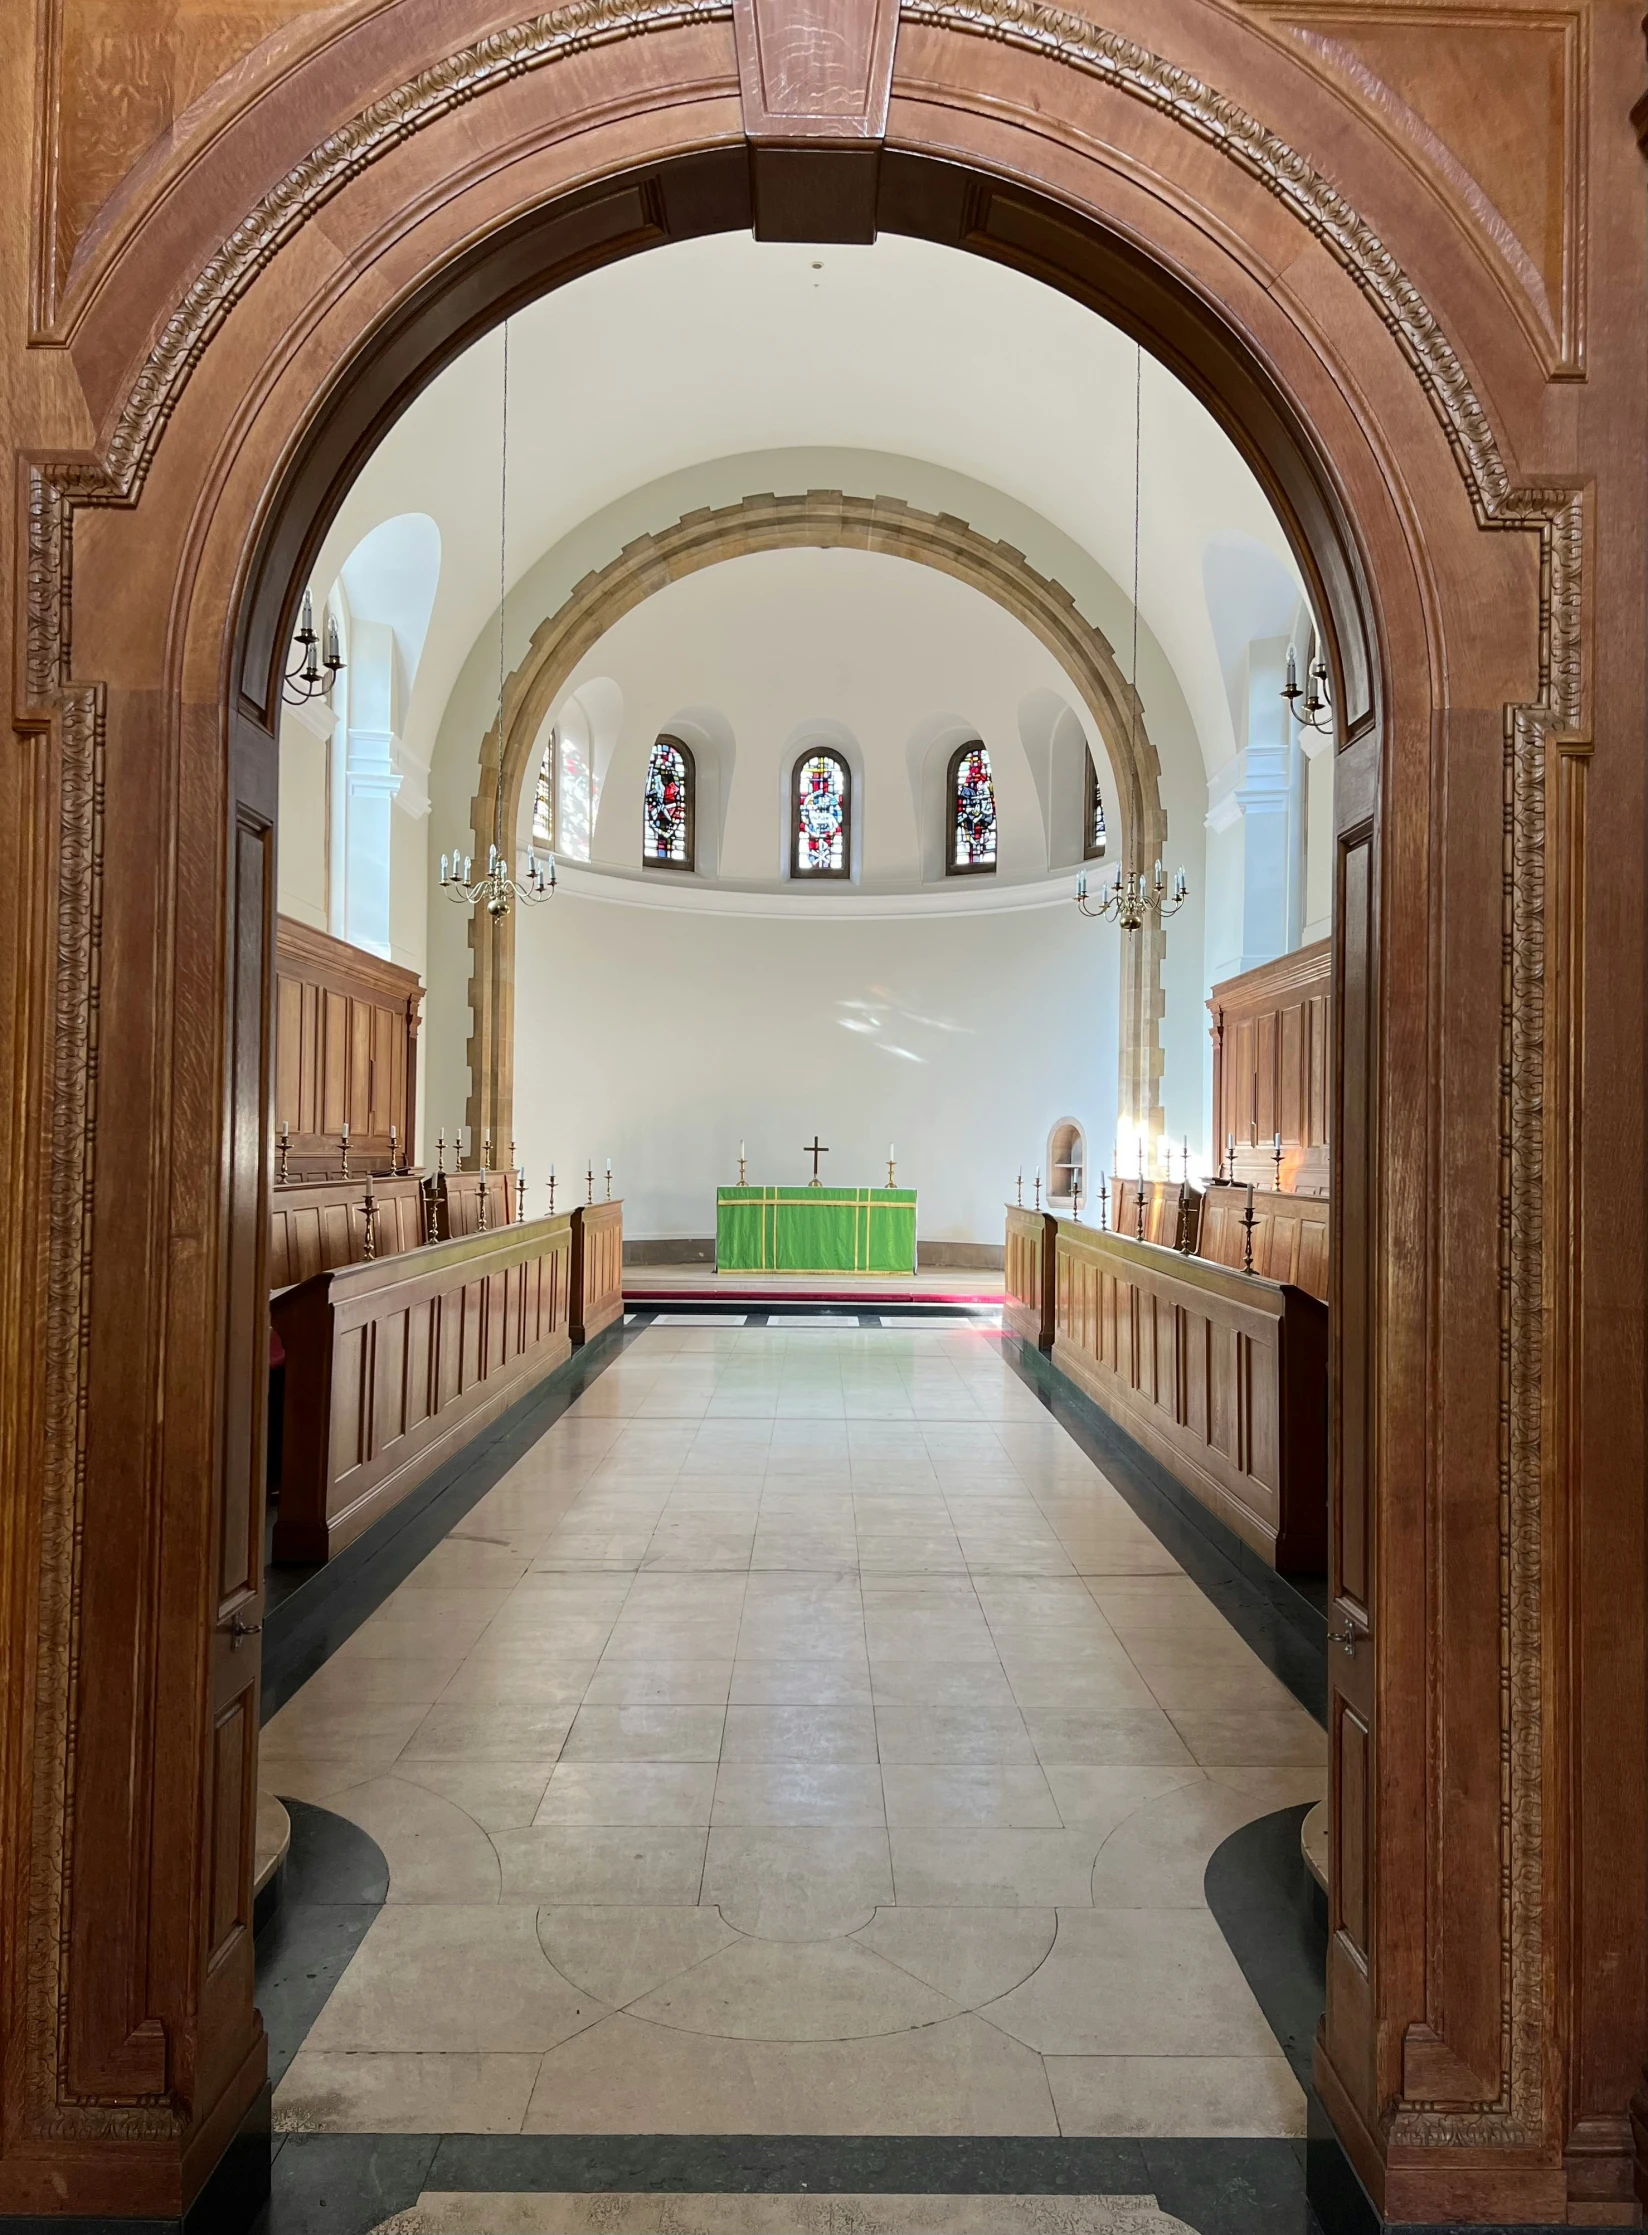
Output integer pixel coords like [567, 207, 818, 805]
[1075, 341, 1188, 934]
[441, 316, 555, 924]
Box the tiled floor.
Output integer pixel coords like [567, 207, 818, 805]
[261, 1322, 1324, 2143]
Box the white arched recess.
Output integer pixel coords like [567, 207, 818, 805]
[429, 483, 1199, 1170]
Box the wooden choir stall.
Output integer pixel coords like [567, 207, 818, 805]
[266, 918, 624, 1564]
[1005, 941, 1332, 1576]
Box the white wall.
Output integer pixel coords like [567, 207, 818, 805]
[422, 450, 1217, 1171]
[506, 892, 1120, 1242]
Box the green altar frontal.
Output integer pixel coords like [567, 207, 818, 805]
[716, 1186, 917, 1274]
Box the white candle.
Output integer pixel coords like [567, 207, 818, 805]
[605, 1157, 612, 1174]
[549, 1162, 555, 1180]
[739, 1139, 745, 1161]
[889, 1143, 895, 1161]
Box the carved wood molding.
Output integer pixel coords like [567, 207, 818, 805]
[458, 485, 1172, 1162]
[13, 0, 1585, 2148]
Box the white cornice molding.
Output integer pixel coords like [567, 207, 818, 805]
[544, 860, 1093, 921]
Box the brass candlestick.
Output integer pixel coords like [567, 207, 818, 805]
[516, 1164, 526, 1224]
[1033, 1174, 1042, 1210]
[340, 1123, 351, 1182]
[1176, 1178, 1196, 1255]
[1241, 1184, 1257, 1274]
[1272, 1132, 1285, 1192]
[586, 1163, 595, 1207]
[437, 1130, 446, 1175]
[483, 1129, 493, 1173]
[1098, 1172, 1109, 1230]
[738, 1157, 747, 1187]
[1135, 1147, 1147, 1242]
[476, 1167, 489, 1232]
[548, 1170, 557, 1216]
[277, 1121, 290, 1187]
[1015, 1170, 1023, 1207]
[886, 1158, 896, 1191]
[1070, 1173, 1082, 1223]
[605, 1162, 613, 1202]
[361, 1176, 378, 1261]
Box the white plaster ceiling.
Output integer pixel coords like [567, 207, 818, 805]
[310, 230, 1303, 814]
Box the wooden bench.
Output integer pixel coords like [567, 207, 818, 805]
[1004, 1205, 1058, 1349]
[268, 1173, 428, 1289]
[1198, 1184, 1329, 1301]
[270, 1213, 574, 1563]
[571, 1199, 624, 1346]
[1052, 1220, 1327, 1573]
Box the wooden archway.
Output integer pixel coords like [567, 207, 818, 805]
[3, 3, 1641, 2227]
[460, 486, 1174, 1163]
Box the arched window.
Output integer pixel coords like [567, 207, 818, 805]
[642, 734, 695, 869]
[1084, 751, 1108, 860]
[792, 748, 851, 878]
[532, 732, 556, 849]
[947, 741, 997, 874]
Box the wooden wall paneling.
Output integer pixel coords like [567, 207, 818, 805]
[273, 917, 422, 1177]
[272, 1215, 574, 1562]
[1209, 941, 1332, 1192]
[268, 1174, 427, 1289]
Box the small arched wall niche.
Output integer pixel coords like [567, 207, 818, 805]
[1047, 1118, 1087, 1212]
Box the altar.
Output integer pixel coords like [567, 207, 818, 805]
[716, 1186, 917, 1274]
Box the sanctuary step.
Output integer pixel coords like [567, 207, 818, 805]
[622, 1265, 1004, 1307]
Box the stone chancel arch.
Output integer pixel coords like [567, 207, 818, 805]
[460, 487, 1173, 1164]
[1, 4, 1641, 2231]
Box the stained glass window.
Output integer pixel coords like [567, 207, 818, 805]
[642, 734, 694, 869]
[532, 734, 555, 849]
[1084, 751, 1108, 860]
[793, 749, 850, 878]
[948, 741, 997, 873]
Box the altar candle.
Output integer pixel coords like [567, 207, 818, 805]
[341, 1119, 349, 1142]
[605, 1157, 612, 1174]
[549, 1162, 555, 1181]
[889, 1143, 895, 1162]
[739, 1139, 745, 1161]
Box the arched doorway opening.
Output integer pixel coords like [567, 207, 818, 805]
[10, 10, 1629, 2228]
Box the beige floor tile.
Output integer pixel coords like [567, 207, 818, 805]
[561, 1705, 726, 1761]
[1086, 1771, 1325, 1907]
[982, 1909, 1276, 2056]
[868, 1661, 1017, 1708]
[701, 1825, 893, 1937]
[628, 1935, 957, 2041]
[397, 1761, 559, 1832]
[401, 1538, 539, 1590]
[852, 1906, 1056, 2006]
[493, 1826, 709, 1905]
[520, 2011, 1059, 2134]
[401, 1702, 577, 1763]
[711, 1762, 885, 1828]
[582, 1659, 735, 1705]
[274, 2049, 539, 2133]
[318, 1774, 502, 1902]
[536, 1904, 740, 2005]
[889, 1829, 1104, 1908]
[721, 1705, 879, 1762]
[437, 1656, 597, 1708]
[536, 1762, 716, 1825]
[337, 1593, 512, 1660]
[881, 1763, 1061, 1828]
[277, 1656, 462, 1711]
[1045, 2053, 1305, 2137]
[874, 1706, 1035, 1764]
[306, 1904, 605, 2051]
[1020, 1709, 1198, 1768]
[260, 1697, 432, 1766]
[1165, 1708, 1327, 1768]
[729, 1659, 874, 1706]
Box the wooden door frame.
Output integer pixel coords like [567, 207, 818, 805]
[3, 5, 1642, 2224]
